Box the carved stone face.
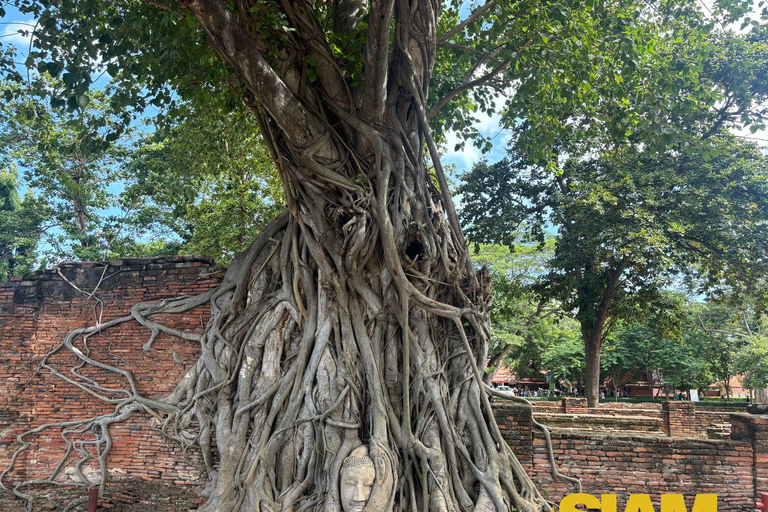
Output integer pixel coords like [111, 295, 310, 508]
[340, 464, 375, 512]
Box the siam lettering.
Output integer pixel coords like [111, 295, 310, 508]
[559, 494, 717, 512]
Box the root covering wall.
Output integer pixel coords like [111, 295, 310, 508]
[1, 258, 766, 511]
[0, 257, 224, 498]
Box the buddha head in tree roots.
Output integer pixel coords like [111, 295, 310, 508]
[340, 445, 376, 512]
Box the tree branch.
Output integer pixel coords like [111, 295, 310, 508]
[669, 232, 726, 258]
[272, 0, 354, 112]
[596, 259, 626, 327]
[437, 0, 501, 44]
[743, 310, 752, 336]
[463, 46, 504, 82]
[436, 42, 486, 54]
[701, 95, 739, 139]
[426, 59, 510, 120]
[181, 0, 324, 150]
[695, 313, 751, 338]
[362, 0, 396, 120]
[144, 0, 183, 16]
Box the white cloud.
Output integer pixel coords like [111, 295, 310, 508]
[443, 129, 481, 168]
[473, 107, 498, 133]
[1, 20, 36, 52]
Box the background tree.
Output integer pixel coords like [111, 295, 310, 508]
[652, 329, 711, 399]
[600, 326, 643, 400]
[0, 81, 134, 262]
[0, 82, 284, 266]
[121, 98, 284, 263]
[460, 135, 768, 408]
[469, 243, 558, 383]
[540, 328, 585, 395]
[734, 336, 768, 402]
[688, 301, 765, 399]
[458, 1, 768, 408]
[507, 316, 581, 386]
[0, 167, 49, 281]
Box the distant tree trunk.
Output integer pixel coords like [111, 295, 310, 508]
[576, 263, 624, 408]
[483, 343, 515, 384]
[582, 330, 602, 408]
[70, 166, 89, 236]
[73, 196, 88, 235]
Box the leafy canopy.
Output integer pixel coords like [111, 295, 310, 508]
[462, 136, 768, 335]
[0, 167, 48, 280]
[0, 79, 135, 262]
[121, 97, 284, 263]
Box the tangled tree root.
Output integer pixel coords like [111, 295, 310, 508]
[1, 207, 579, 512]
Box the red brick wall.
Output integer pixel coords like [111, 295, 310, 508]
[0, 257, 224, 494]
[2, 259, 765, 511]
[663, 401, 698, 438]
[531, 399, 741, 439]
[530, 431, 756, 511]
[731, 413, 768, 502]
[495, 398, 766, 510]
[494, 402, 534, 465]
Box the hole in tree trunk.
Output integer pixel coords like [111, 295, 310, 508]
[405, 239, 423, 260]
[404, 224, 426, 261]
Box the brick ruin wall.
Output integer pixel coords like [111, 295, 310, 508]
[0, 257, 224, 510]
[496, 402, 765, 511]
[1, 259, 766, 511]
[535, 396, 743, 439]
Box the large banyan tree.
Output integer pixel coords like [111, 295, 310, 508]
[0, 0, 631, 509]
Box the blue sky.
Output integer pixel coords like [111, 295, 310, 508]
[442, 109, 513, 180]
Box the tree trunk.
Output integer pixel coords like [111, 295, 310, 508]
[156, 2, 552, 511]
[582, 329, 602, 408]
[575, 263, 622, 409]
[647, 369, 655, 399]
[483, 342, 516, 384]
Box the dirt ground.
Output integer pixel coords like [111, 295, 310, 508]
[0, 479, 207, 511]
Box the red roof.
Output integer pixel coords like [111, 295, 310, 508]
[489, 364, 547, 385]
[491, 364, 515, 383]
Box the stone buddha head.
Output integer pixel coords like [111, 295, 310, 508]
[340, 445, 376, 512]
